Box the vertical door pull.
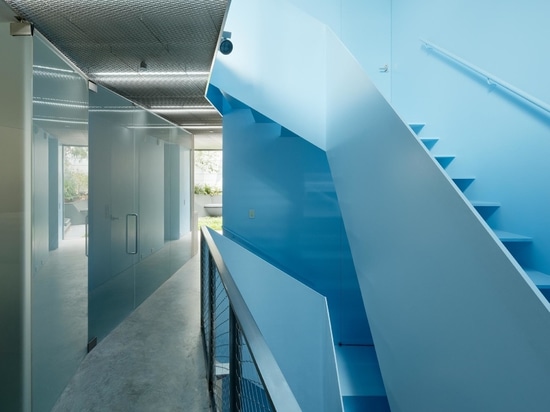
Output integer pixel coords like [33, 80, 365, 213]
[85, 215, 89, 257]
[126, 213, 139, 255]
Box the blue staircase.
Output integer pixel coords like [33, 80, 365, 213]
[210, 0, 550, 408]
[219, 94, 390, 411]
[336, 345, 390, 412]
[413, 123, 550, 301]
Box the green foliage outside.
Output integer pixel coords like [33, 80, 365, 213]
[64, 146, 89, 202]
[194, 183, 222, 196]
[194, 150, 222, 195]
[64, 170, 88, 202]
[198, 216, 223, 231]
[195, 150, 222, 174]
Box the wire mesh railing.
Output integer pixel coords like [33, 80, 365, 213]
[200, 227, 301, 412]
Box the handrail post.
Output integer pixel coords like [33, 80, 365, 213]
[207, 250, 216, 407]
[229, 308, 242, 412]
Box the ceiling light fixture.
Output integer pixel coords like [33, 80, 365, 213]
[126, 125, 179, 129]
[88, 107, 143, 113]
[33, 99, 88, 109]
[150, 105, 215, 110]
[93, 71, 210, 77]
[182, 125, 223, 130]
[33, 65, 75, 74]
[151, 108, 218, 113]
[33, 118, 88, 125]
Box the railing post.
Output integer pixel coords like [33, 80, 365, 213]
[208, 251, 216, 407]
[229, 307, 242, 412]
[199, 235, 205, 340]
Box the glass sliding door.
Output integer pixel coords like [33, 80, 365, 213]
[89, 85, 194, 343]
[31, 35, 89, 412]
[88, 86, 138, 341]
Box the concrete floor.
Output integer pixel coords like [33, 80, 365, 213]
[52, 254, 211, 412]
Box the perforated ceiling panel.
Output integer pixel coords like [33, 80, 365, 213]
[5, 0, 227, 127]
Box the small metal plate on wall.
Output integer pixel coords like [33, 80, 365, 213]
[10, 21, 33, 36]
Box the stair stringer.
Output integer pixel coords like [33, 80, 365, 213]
[323, 30, 550, 412]
[210, 0, 550, 411]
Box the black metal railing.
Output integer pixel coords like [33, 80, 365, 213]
[200, 227, 301, 412]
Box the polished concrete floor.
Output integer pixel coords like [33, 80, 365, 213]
[52, 254, 211, 412]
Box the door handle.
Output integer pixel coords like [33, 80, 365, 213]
[85, 215, 89, 257]
[126, 213, 139, 255]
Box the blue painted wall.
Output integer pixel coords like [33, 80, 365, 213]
[389, 0, 550, 275]
[289, 0, 392, 100]
[221, 98, 372, 345]
[285, 0, 550, 277]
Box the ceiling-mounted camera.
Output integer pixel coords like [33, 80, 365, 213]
[219, 31, 233, 55]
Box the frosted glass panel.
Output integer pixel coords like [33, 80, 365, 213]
[31, 35, 89, 412]
[89, 85, 194, 342]
[0, 20, 32, 412]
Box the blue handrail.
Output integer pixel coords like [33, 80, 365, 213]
[420, 39, 550, 115]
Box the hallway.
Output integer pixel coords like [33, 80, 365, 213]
[52, 253, 210, 412]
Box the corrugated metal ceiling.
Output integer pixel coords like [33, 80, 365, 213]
[4, 0, 228, 131]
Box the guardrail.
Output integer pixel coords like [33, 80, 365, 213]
[421, 38, 550, 115]
[200, 226, 301, 412]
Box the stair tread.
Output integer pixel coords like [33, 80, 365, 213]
[409, 123, 425, 134]
[435, 155, 455, 168]
[420, 137, 439, 150]
[494, 230, 532, 242]
[525, 270, 550, 287]
[343, 395, 390, 412]
[335, 345, 386, 397]
[452, 177, 475, 191]
[470, 200, 501, 207]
